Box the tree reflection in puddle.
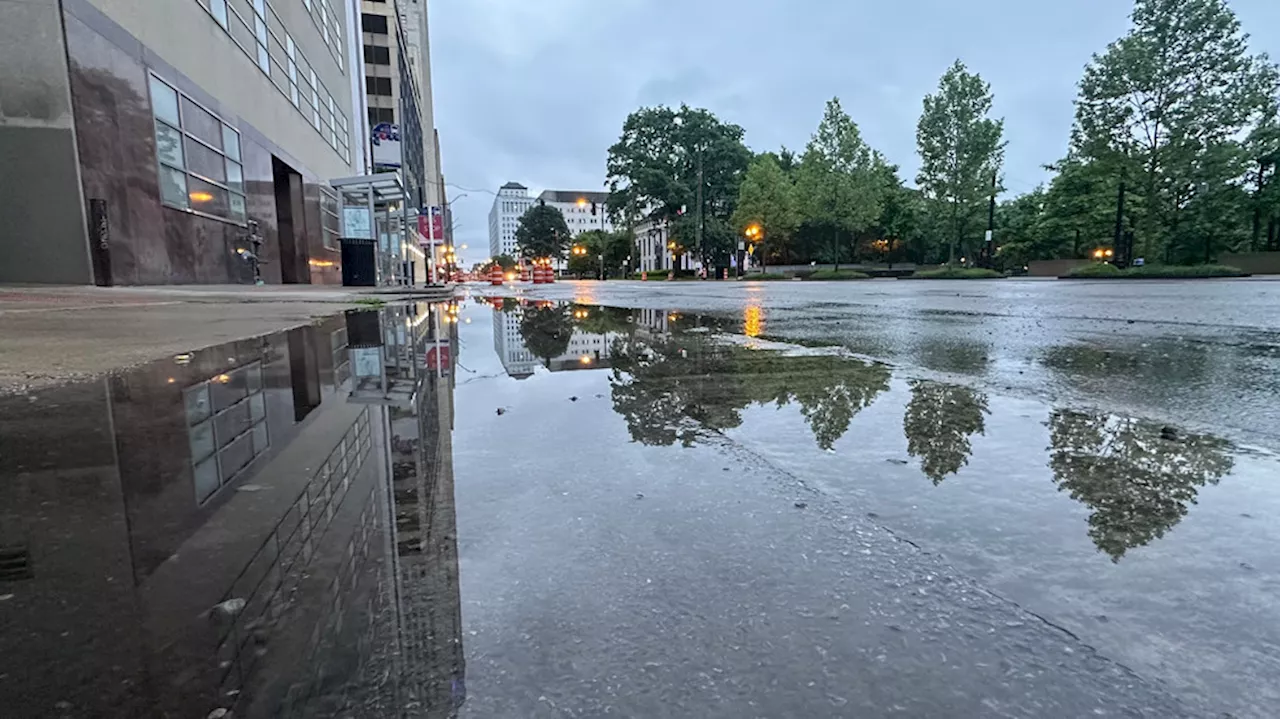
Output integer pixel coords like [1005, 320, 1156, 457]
[1047, 409, 1235, 561]
[608, 329, 890, 450]
[903, 381, 990, 484]
[497, 300, 1242, 562]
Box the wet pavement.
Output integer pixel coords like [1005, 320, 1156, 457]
[3, 281, 1280, 717]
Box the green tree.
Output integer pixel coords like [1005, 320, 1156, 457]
[732, 154, 800, 271]
[862, 160, 920, 267]
[993, 188, 1048, 269]
[916, 60, 1006, 264]
[796, 98, 885, 271]
[515, 205, 571, 261]
[606, 105, 751, 266]
[1048, 409, 1234, 561]
[1037, 158, 1128, 261]
[1071, 0, 1278, 263]
[903, 381, 989, 484]
[567, 230, 631, 278]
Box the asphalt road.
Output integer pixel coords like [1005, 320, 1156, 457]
[452, 278, 1280, 717]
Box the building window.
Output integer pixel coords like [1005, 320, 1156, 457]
[285, 34, 299, 106]
[186, 361, 270, 504]
[150, 74, 247, 224]
[365, 76, 393, 96]
[195, 0, 348, 163]
[361, 13, 388, 34]
[364, 44, 390, 65]
[320, 186, 340, 250]
[368, 107, 394, 125]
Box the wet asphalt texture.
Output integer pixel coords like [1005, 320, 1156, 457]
[452, 278, 1280, 718]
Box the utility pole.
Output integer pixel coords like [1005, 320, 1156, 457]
[695, 144, 704, 275]
[1113, 177, 1127, 266]
[1252, 159, 1269, 252]
[983, 172, 997, 268]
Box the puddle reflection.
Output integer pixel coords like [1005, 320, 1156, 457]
[1047, 409, 1235, 561]
[904, 381, 990, 484]
[0, 304, 464, 718]
[487, 300, 1252, 563]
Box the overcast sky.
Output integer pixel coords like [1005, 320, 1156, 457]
[429, 0, 1280, 262]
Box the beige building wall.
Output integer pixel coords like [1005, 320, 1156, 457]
[86, 0, 355, 180]
[361, 0, 402, 132]
[0, 0, 93, 283]
[399, 0, 441, 207]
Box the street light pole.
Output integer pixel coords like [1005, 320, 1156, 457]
[695, 144, 704, 275]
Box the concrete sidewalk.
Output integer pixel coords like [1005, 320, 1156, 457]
[0, 284, 458, 394]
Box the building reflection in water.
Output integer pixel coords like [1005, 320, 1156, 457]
[490, 299, 628, 377]
[0, 304, 463, 718]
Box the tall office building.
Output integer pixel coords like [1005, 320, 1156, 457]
[359, 1, 423, 207]
[487, 182, 535, 259]
[397, 0, 443, 209]
[0, 0, 362, 285]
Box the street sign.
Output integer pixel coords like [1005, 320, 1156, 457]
[418, 206, 444, 246]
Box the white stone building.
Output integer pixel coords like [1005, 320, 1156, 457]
[634, 214, 695, 273]
[487, 182, 536, 260]
[536, 190, 614, 239]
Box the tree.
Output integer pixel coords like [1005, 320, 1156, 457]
[863, 160, 919, 267]
[1071, 0, 1278, 263]
[567, 229, 631, 278]
[732, 154, 800, 272]
[993, 188, 1049, 269]
[902, 381, 989, 484]
[476, 254, 517, 276]
[606, 105, 751, 267]
[796, 98, 885, 271]
[515, 205, 571, 261]
[916, 60, 1006, 264]
[1048, 409, 1234, 561]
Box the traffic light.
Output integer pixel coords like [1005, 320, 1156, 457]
[591, 202, 598, 216]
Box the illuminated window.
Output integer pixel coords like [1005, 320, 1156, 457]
[150, 74, 247, 224]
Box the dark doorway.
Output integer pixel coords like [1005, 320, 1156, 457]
[272, 157, 308, 284]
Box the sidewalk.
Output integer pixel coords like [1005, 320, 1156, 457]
[0, 283, 458, 394]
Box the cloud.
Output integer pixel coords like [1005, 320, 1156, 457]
[429, 0, 1280, 261]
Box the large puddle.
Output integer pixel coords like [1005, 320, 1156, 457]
[2, 297, 1278, 717]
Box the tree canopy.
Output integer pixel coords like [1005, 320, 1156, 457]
[796, 98, 886, 270]
[731, 154, 800, 269]
[916, 60, 1006, 264]
[606, 105, 751, 264]
[515, 205, 571, 261]
[597, 0, 1279, 270]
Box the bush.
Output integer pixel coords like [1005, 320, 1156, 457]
[1064, 262, 1122, 278]
[807, 269, 871, 281]
[629, 271, 693, 281]
[1063, 263, 1247, 279]
[902, 267, 1004, 280]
